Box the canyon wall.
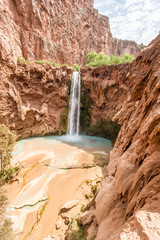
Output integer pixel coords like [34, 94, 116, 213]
[112, 38, 145, 57]
[0, 61, 133, 139]
[86, 35, 160, 240]
[0, 0, 144, 67]
[0, 64, 72, 138]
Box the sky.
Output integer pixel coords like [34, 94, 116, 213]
[94, 0, 160, 45]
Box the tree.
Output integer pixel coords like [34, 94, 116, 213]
[121, 53, 134, 63]
[0, 125, 16, 171]
[86, 52, 97, 64]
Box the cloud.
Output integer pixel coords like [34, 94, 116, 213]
[94, 0, 160, 45]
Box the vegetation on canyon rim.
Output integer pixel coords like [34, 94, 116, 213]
[18, 52, 134, 69]
[85, 52, 134, 67]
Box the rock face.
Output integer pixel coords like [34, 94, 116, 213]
[87, 35, 160, 240]
[81, 63, 133, 125]
[0, 63, 72, 138]
[112, 38, 145, 57]
[0, 0, 144, 67]
[0, 61, 134, 139]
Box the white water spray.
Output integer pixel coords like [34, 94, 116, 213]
[67, 72, 81, 136]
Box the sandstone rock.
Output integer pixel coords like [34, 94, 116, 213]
[0, 65, 73, 138]
[87, 35, 160, 240]
[0, 0, 144, 67]
[55, 220, 61, 230]
[61, 213, 72, 225]
[43, 236, 53, 240]
[60, 200, 79, 212]
[120, 211, 160, 240]
[77, 211, 95, 226]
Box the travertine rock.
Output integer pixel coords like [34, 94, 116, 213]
[60, 200, 79, 212]
[0, 0, 144, 67]
[77, 211, 95, 226]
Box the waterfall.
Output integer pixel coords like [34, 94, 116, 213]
[67, 71, 81, 135]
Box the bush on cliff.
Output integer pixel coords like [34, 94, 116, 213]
[0, 190, 14, 240]
[0, 124, 19, 185]
[85, 52, 134, 67]
[73, 64, 80, 71]
[17, 56, 29, 64]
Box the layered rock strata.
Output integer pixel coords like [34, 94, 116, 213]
[87, 35, 160, 240]
[0, 64, 72, 138]
[80, 63, 133, 124]
[112, 38, 145, 57]
[0, 61, 134, 139]
[0, 0, 144, 67]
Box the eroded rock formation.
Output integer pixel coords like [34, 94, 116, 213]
[0, 0, 145, 67]
[86, 35, 160, 240]
[81, 63, 133, 124]
[0, 64, 72, 138]
[0, 59, 135, 139]
[112, 38, 145, 57]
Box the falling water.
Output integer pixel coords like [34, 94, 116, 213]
[67, 71, 81, 135]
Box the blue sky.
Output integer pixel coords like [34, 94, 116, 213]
[94, 0, 160, 45]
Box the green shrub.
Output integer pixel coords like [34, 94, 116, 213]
[17, 56, 29, 64]
[59, 107, 69, 135]
[86, 52, 97, 64]
[71, 218, 85, 240]
[0, 190, 14, 240]
[80, 86, 93, 133]
[84, 52, 134, 67]
[0, 218, 14, 240]
[121, 53, 134, 63]
[87, 119, 121, 146]
[0, 166, 20, 186]
[73, 64, 80, 71]
[35, 59, 51, 65]
[0, 124, 17, 172]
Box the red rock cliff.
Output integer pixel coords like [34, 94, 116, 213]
[86, 35, 160, 240]
[0, 64, 73, 138]
[0, 0, 144, 67]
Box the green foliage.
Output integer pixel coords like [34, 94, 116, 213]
[90, 234, 96, 240]
[0, 166, 20, 186]
[80, 84, 120, 145]
[80, 86, 93, 133]
[121, 53, 134, 63]
[85, 52, 134, 67]
[73, 64, 80, 71]
[0, 124, 17, 172]
[59, 107, 69, 135]
[0, 190, 14, 240]
[18, 56, 29, 64]
[86, 52, 97, 64]
[87, 120, 121, 146]
[35, 60, 57, 65]
[71, 218, 85, 240]
[35, 60, 74, 68]
[0, 219, 14, 240]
